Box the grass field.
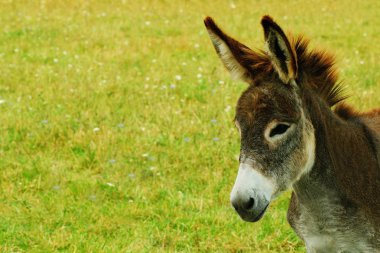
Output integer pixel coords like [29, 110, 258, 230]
[1, 0, 380, 252]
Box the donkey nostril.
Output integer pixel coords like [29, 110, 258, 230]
[244, 197, 255, 210]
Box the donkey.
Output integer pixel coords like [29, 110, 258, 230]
[204, 16, 380, 252]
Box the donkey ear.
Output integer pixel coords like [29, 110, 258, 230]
[204, 17, 256, 83]
[261, 16, 297, 83]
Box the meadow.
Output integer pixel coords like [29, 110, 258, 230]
[0, 0, 379, 252]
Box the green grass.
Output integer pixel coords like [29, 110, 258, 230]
[0, 0, 379, 252]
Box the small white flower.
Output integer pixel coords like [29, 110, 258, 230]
[175, 75, 182, 81]
[142, 153, 149, 157]
[52, 185, 60, 191]
[224, 105, 232, 112]
[230, 3, 236, 9]
[359, 60, 365, 65]
[197, 73, 202, 79]
[93, 127, 100, 132]
[170, 84, 176, 89]
[218, 80, 225, 85]
[194, 43, 200, 49]
[145, 21, 151, 26]
[0, 99, 5, 104]
[106, 182, 115, 187]
[53, 58, 59, 63]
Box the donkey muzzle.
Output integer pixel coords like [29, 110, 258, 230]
[230, 163, 274, 222]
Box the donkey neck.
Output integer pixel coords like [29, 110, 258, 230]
[294, 90, 380, 214]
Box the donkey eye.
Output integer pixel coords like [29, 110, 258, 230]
[269, 123, 290, 137]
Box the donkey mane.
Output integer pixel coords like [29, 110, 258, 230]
[244, 35, 347, 108]
[335, 103, 380, 120]
[293, 36, 347, 107]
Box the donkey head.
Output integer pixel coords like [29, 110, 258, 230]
[205, 16, 315, 222]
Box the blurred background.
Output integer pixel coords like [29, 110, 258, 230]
[0, 0, 379, 252]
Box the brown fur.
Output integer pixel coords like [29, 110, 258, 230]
[204, 17, 272, 82]
[294, 36, 348, 107]
[205, 16, 348, 108]
[308, 94, 380, 224]
[261, 16, 298, 82]
[205, 15, 380, 249]
[289, 33, 380, 228]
